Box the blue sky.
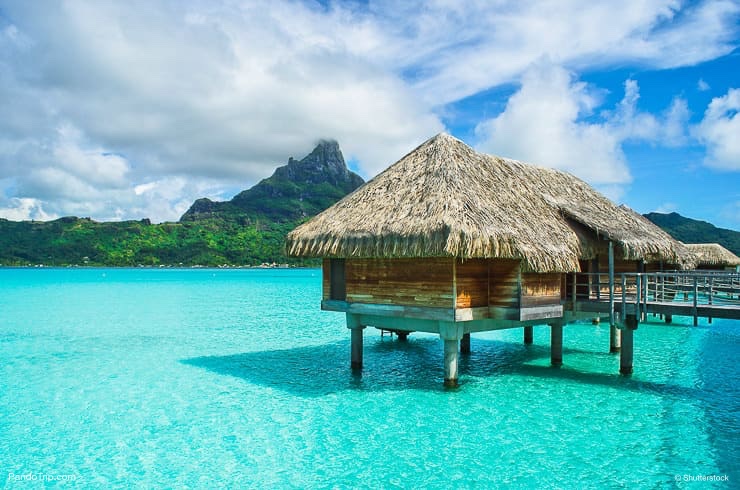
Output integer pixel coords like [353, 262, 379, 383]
[0, 0, 738, 229]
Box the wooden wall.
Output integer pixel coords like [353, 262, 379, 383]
[596, 255, 642, 273]
[323, 257, 565, 312]
[521, 273, 561, 307]
[344, 258, 455, 308]
[455, 259, 489, 308]
[489, 259, 521, 309]
[322, 259, 331, 300]
[645, 262, 682, 272]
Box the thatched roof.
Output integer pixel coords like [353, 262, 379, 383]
[685, 243, 740, 266]
[286, 133, 692, 272]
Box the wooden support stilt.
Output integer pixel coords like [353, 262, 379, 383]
[610, 325, 621, 353]
[571, 272, 577, 311]
[550, 323, 563, 367]
[443, 339, 459, 387]
[709, 277, 713, 324]
[439, 322, 463, 388]
[460, 333, 471, 354]
[643, 274, 649, 322]
[608, 241, 617, 354]
[693, 276, 698, 327]
[665, 314, 672, 324]
[523, 326, 533, 345]
[620, 314, 637, 375]
[636, 274, 643, 323]
[347, 313, 364, 371]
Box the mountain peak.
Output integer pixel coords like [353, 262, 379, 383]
[281, 139, 349, 184]
[180, 139, 364, 222]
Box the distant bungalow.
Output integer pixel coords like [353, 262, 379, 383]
[686, 243, 740, 272]
[286, 134, 692, 386]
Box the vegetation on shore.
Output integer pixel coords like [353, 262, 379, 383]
[0, 216, 317, 267]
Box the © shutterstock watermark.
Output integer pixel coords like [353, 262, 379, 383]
[7, 471, 81, 483]
[675, 474, 729, 483]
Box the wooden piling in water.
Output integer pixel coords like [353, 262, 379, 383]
[443, 339, 459, 387]
[620, 314, 638, 375]
[550, 323, 563, 367]
[347, 313, 364, 370]
[610, 325, 621, 353]
[460, 332, 471, 354]
[523, 326, 533, 345]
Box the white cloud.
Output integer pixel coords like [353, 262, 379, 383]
[694, 88, 740, 171]
[662, 98, 691, 147]
[475, 64, 696, 190]
[608, 79, 661, 141]
[9, 175, 236, 223]
[474, 64, 630, 185]
[123, 176, 238, 223]
[0, 0, 444, 221]
[134, 182, 158, 196]
[0, 0, 737, 221]
[52, 124, 130, 188]
[373, 0, 739, 104]
[0, 197, 56, 221]
[698, 78, 711, 91]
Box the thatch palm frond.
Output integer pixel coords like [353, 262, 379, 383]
[685, 243, 740, 266]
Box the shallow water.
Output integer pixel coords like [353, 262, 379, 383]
[0, 268, 737, 488]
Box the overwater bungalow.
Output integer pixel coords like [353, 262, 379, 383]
[686, 243, 740, 272]
[286, 134, 692, 386]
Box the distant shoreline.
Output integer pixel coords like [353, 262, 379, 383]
[0, 264, 319, 270]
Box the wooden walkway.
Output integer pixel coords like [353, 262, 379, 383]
[565, 271, 740, 325]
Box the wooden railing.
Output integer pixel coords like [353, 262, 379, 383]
[564, 271, 740, 325]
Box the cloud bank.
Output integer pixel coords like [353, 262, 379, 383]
[694, 88, 740, 171]
[474, 63, 694, 200]
[0, 0, 737, 222]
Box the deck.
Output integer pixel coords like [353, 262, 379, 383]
[564, 271, 740, 325]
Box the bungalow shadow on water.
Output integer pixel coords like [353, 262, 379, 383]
[181, 332, 702, 400]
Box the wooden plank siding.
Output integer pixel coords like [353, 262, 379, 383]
[644, 262, 680, 273]
[489, 259, 521, 309]
[322, 257, 565, 322]
[322, 259, 331, 301]
[597, 255, 641, 273]
[521, 273, 561, 307]
[564, 256, 641, 301]
[344, 258, 455, 308]
[455, 259, 489, 308]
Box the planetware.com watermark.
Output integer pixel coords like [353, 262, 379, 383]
[7, 471, 80, 483]
[675, 474, 729, 483]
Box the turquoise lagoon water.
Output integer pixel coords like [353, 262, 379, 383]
[0, 268, 737, 488]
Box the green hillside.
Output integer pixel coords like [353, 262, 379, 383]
[644, 212, 740, 256]
[0, 216, 310, 267]
[181, 140, 363, 223]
